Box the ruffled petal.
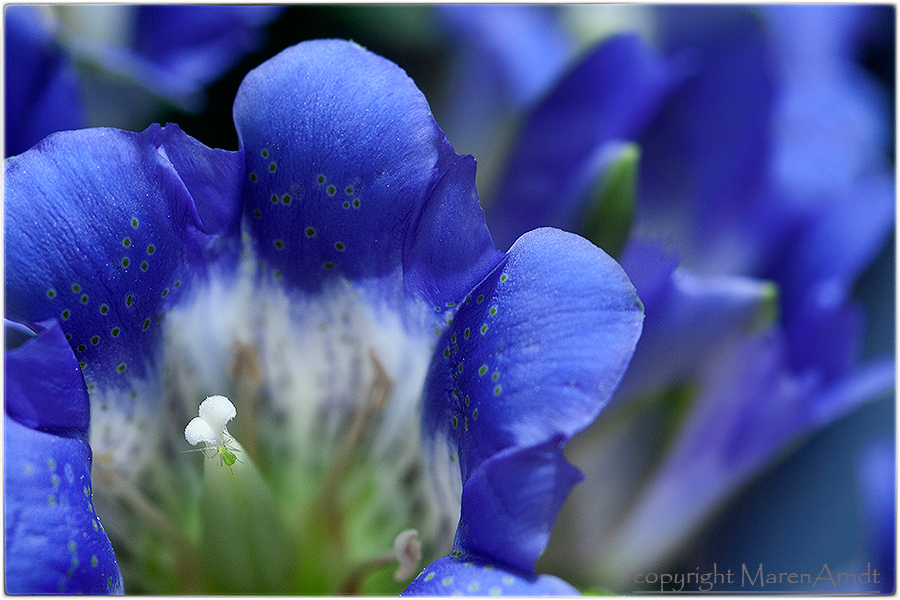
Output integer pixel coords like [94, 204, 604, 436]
[4, 124, 243, 403]
[455, 437, 583, 573]
[5, 319, 89, 433]
[4, 5, 85, 156]
[233, 39, 501, 307]
[488, 34, 677, 251]
[403, 553, 578, 596]
[4, 320, 123, 594]
[425, 227, 642, 475]
[423, 228, 642, 568]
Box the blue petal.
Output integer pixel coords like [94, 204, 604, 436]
[5, 319, 89, 434]
[635, 8, 776, 272]
[487, 34, 677, 251]
[423, 228, 643, 567]
[764, 4, 885, 71]
[784, 302, 863, 383]
[5, 320, 123, 594]
[434, 4, 575, 159]
[4, 5, 85, 156]
[426, 227, 643, 474]
[233, 39, 500, 306]
[403, 554, 578, 596]
[54, 5, 283, 114]
[437, 4, 574, 109]
[134, 5, 284, 92]
[614, 242, 777, 401]
[455, 437, 583, 574]
[4, 124, 243, 402]
[772, 174, 895, 328]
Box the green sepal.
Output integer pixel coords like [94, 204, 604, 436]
[580, 142, 640, 258]
[199, 440, 298, 593]
[749, 281, 780, 332]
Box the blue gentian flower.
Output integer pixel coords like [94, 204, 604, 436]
[5, 39, 644, 594]
[4, 4, 283, 155]
[438, 5, 894, 590]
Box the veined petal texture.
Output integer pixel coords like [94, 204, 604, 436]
[5, 124, 244, 399]
[233, 39, 502, 309]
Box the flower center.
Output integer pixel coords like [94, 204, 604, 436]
[89, 260, 459, 594]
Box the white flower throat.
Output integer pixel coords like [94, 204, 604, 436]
[89, 255, 461, 593]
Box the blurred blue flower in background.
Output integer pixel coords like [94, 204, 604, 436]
[432, 4, 894, 592]
[4, 4, 283, 155]
[5, 38, 643, 594]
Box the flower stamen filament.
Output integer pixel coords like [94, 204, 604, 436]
[338, 529, 422, 594]
[313, 349, 394, 549]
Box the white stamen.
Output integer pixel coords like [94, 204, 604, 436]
[184, 416, 219, 446]
[185, 395, 236, 447]
[197, 395, 237, 434]
[392, 529, 422, 581]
